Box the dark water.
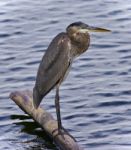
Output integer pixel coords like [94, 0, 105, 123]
[0, 0, 131, 149]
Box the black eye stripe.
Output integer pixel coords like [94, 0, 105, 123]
[67, 22, 85, 28]
[69, 22, 83, 27]
[67, 22, 89, 29]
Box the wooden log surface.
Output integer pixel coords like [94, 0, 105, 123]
[9, 90, 84, 150]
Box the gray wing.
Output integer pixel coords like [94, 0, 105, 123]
[33, 32, 71, 108]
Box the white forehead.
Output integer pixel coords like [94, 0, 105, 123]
[78, 28, 89, 33]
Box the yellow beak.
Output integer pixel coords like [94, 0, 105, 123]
[87, 25, 111, 32]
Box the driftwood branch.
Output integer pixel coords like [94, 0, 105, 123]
[9, 90, 83, 150]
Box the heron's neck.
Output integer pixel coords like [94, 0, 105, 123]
[69, 33, 90, 57]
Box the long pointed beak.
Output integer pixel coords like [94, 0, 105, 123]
[86, 25, 111, 32]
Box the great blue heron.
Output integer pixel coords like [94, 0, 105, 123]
[33, 21, 110, 136]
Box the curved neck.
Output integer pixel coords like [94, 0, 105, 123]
[67, 31, 90, 56]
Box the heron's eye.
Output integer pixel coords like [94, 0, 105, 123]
[77, 32, 80, 35]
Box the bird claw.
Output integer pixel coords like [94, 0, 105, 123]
[52, 128, 76, 142]
[52, 128, 66, 140]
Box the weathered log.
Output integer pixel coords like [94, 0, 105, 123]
[9, 90, 84, 150]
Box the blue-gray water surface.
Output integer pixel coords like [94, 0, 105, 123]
[0, 0, 131, 150]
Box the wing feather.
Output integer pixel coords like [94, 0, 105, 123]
[33, 32, 71, 108]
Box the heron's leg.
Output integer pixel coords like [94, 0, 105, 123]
[53, 85, 76, 141]
[55, 85, 62, 130]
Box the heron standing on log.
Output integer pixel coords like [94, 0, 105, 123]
[33, 22, 110, 136]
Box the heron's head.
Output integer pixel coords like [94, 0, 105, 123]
[66, 21, 110, 39]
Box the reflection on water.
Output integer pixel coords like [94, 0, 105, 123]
[0, 0, 131, 149]
[11, 114, 56, 150]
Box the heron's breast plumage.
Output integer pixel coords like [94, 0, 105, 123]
[33, 30, 90, 108]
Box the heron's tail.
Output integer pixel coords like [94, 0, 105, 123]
[33, 87, 43, 109]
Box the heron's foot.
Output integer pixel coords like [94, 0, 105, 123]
[52, 128, 66, 140]
[52, 127, 76, 141]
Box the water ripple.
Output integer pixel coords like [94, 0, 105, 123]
[97, 101, 131, 107]
[0, 0, 131, 150]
